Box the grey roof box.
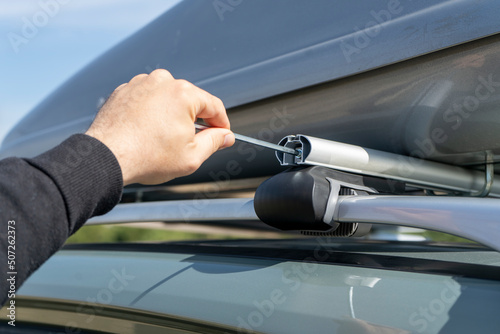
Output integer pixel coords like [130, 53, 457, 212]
[2, 0, 500, 183]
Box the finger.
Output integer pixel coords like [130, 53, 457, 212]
[115, 83, 127, 91]
[192, 128, 235, 162]
[128, 73, 148, 85]
[222, 131, 236, 149]
[190, 87, 230, 129]
[149, 68, 175, 81]
[107, 83, 128, 100]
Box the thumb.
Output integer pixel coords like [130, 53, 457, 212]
[193, 128, 235, 161]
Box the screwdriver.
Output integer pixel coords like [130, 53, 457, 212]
[194, 123, 299, 156]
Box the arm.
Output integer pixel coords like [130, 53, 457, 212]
[0, 70, 235, 305]
[0, 135, 123, 306]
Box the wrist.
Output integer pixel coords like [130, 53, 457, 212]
[84, 130, 135, 186]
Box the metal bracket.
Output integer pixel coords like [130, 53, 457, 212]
[425, 151, 495, 197]
[322, 178, 376, 225]
[471, 152, 495, 197]
[299, 177, 376, 237]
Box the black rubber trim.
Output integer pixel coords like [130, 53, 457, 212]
[0, 323, 101, 334]
[63, 240, 500, 281]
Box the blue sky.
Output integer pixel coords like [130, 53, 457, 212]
[0, 0, 181, 144]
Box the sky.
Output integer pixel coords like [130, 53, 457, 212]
[0, 0, 182, 144]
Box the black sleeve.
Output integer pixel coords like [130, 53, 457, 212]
[0, 134, 123, 306]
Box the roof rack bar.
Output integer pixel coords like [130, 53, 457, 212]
[336, 195, 500, 252]
[87, 197, 500, 251]
[276, 135, 500, 197]
[86, 198, 259, 225]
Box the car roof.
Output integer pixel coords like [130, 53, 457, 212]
[16, 239, 500, 334]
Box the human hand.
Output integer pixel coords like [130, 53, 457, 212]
[85, 69, 235, 186]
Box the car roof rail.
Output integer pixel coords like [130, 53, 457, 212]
[87, 198, 258, 225]
[87, 194, 500, 252]
[335, 195, 500, 252]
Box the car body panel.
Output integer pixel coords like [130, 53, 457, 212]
[12, 240, 500, 333]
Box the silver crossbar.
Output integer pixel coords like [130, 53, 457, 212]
[87, 198, 258, 225]
[336, 195, 500, 252]
[87, 197, 500, 252]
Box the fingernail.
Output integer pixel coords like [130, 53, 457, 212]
[221, 134, 233, 149]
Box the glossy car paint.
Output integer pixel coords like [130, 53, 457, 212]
[11, 241, 500, 334]
[1, 0, 500, 185]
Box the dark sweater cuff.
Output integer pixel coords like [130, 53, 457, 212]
[26, 134, 123, 234]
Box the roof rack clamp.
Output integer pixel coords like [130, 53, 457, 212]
[254, 166, 396, 237]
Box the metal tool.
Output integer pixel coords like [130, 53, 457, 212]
[194, 123, 299, 156]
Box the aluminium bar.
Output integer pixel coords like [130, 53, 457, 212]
[336, 195, 500, 252]
[86, 198, 259, 225]
[87, 197, 500, 252]
[277, 135, 500, 197]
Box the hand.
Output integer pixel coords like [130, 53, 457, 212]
[85, 69, 235, 186]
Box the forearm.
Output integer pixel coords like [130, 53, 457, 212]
[0, 134, 123, 305]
